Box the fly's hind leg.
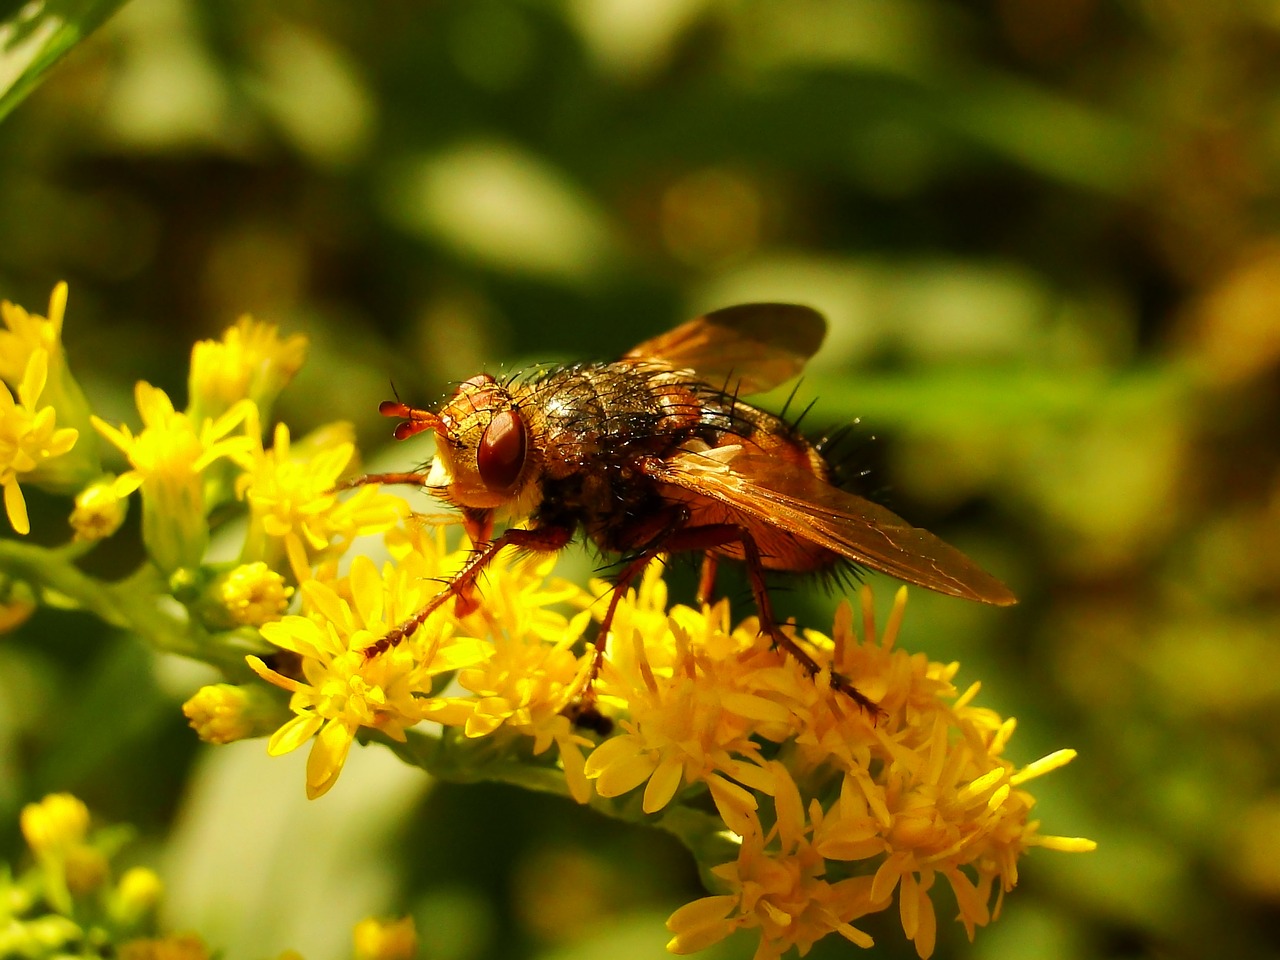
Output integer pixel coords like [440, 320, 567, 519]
[653, 524, 883, 718]
[696, 552, 719, 606]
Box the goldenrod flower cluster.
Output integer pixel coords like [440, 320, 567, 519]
[2, 792, 414, 960]
[4, 792, 175, 958]
[0, 284, 86, 535]
[0, 283, 1094, 960]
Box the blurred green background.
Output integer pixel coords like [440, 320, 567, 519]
[3, 1, 1280, 958]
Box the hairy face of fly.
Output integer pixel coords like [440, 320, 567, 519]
[425, 375, 541, 516]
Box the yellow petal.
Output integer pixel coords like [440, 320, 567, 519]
[583, 731, 640, 777]
[642, 755, 684, 813]
[871, 851, 908, 903]
[267, 714, 323, 756]
[1011, 749, 1077, 785]
[301, 578, 355, 636]
[348, 555, 384, 628]
[18, 349, 48, 408]
[245, 654, 303, 693]
[665, 895, 738, 954]
[4, 480, 29, 535]
[259, 616, 325, 659]
[306, 718, 354, 798]
[706, 774, 759, 839]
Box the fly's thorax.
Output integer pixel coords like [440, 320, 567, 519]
[426, 373, 543, 514]
[523, 362, 731, 476]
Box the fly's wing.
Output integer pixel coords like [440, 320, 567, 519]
[643, 449, 1017, 606]
[624, 303, 826, 395]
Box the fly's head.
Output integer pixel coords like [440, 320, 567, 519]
[381, 373, 543, 521]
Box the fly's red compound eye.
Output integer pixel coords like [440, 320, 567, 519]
[477, 409, 527, 492]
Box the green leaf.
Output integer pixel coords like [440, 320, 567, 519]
[0, 0, 133, 122]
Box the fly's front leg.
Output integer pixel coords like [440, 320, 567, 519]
[362, 524, 573, 658]
[335, 472, 430, 491]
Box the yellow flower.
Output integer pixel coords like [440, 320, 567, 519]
[583, 612, 788, 815]
[0, 281, 74, 377]
[20, 793, 90, 856]
[418, 548, 597, 803]
[667, 763, 881, 959]
[112, 867, 165, 926]
[69, 475, 129, 541]
[183, 682, 275, 744]
[0, 282, 99, 487]
[0, 349, 79, 534]
[20, 793, 108, 909]
[657, 586, 1094, 959]
[248, 552, 488, 798]
[238, 421, 407, 582]
[579, 564, 820, 815]
[188, 316, 308, 423]
[216, 561, 294, 626]
[353, 916, 418, 960]
[92, 385, 256, 572]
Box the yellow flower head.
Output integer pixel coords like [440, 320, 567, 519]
[583, 580, 794, 816]
[418, 545, 598, 803]
[353, 916, 418, 960]
[0, 283, 99, 487]
[70, 475, 129, 542]
[183, 682, 271, 744]
[657, 586, 1095, 960]
[237, 421, 408, 582]
[20, 793, 90, 856]
[92, 385, 256, 572]
[188, 316, 308, 424]
[0, 282, 67, 382]
[113, 866, 165, 925]
[667, 765, 882, 960]
[0, 349, 79, 534]
[216, 561, 294, 626]
[20, 793, 109, 907]
[248, 551, 488, 798]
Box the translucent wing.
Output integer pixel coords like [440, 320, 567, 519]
[643, 449, 1017, 605]
[624, 303, 826, 394]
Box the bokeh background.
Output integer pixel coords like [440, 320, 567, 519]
[3, 1, 1280, 958]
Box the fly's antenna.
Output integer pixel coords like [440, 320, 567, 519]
[380, 400, 441, 440]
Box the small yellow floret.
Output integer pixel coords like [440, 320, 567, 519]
[0, 349, 79, 534]
[217, 561, 293, 626]
[91, 385, 255, 571]
[353, 916, 418, 960]
[183, 683, 259, 744]
[20, 793, 90, 855]
[70, 476, 129, 542]
[188, 315, 307, 423]
[113, 867, 165, 925]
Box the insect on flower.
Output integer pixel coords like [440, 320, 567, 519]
[355, 304, 1015, 714]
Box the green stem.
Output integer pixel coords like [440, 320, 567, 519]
[0, 538, 135, 627]
[388, 728, 733, 856]
[0, 539, 244, 672]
